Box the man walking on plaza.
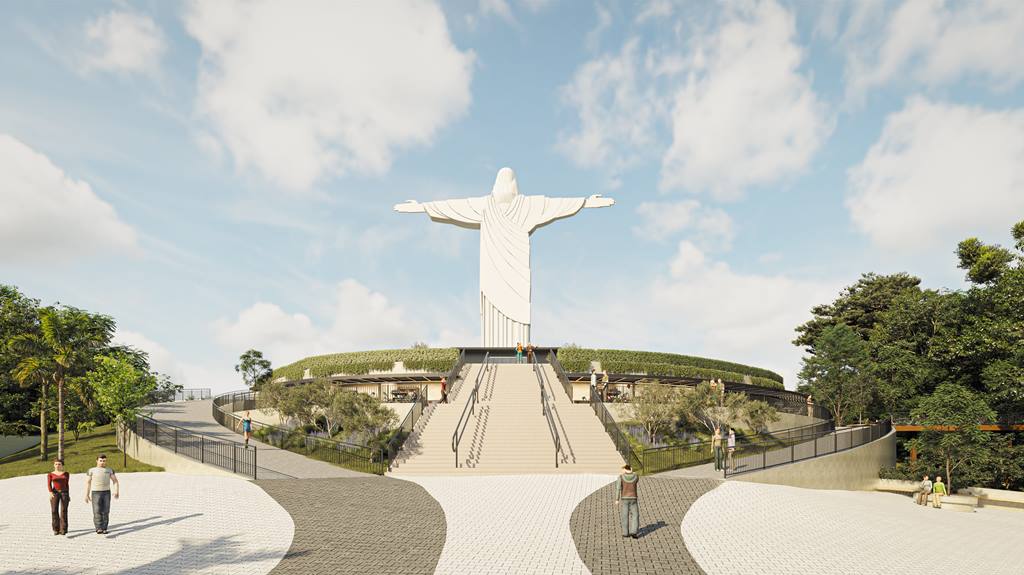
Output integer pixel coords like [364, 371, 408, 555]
[932, 476, 947, 508]
[615, 464, 640, 538]
[84, 454, 119, 534]
[917, 475, 932, 506]
[47, 458, 70, 535]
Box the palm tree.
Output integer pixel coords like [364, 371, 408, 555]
[9, 332, 51, 460]
[11, 307, 114, 459]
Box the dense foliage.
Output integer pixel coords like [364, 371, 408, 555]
[557, 348, 784, 388]
[799, 220, 1024, 491]
[272, 348, 460, 380]
[258, 379, 398, 444]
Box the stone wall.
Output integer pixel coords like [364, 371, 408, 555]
[732, 429, 897, 491]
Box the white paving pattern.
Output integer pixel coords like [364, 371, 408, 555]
[397, 474, 615, 575]
[682, 481, 1024, 575]
[0, 473, 293, 575]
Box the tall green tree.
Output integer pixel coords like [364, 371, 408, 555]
[1, 285, 43, 454]
[91, 354, 158, 466]
[798, 323, 873, 425]
[236, 349, 273, 389]
[10, 306, 114, 459]
[910, 383, 996, 492]
[794, 273, 922, 351]
[678, 381, 749, 435]
[629, 381, 680, 444]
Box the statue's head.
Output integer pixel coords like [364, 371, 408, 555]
[491, 167, 519, 205]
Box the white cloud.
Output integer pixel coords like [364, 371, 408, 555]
[212, 279, 423, 366]
[558, 0, 829, 196]
[538, 242, 841, 388]
[633, 200, 734, 249]
[557, 38, 660, 187]
[659, 0, 831, 199]
[636, 0, 673, 23]
[0, 134, 137, 263]
[184, 0, 474, 191]
[113, 329, 240, 393]
[585, 5, 613, 51]
[81, 10, 166, 75]
[479, 0, 515, 23]
[847, 97, 1024, 253]
[843, 0, 1024, 101]
[114, 329, 187, 383]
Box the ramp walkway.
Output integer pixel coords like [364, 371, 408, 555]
[146, 399, 369, 479]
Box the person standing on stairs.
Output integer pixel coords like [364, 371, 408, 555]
[516, 342, 524, 364]
[590, 369, 597, 402]
[615, 464, 640, 538]
[440, 377, 448, 404]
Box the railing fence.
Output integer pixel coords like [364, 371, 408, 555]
[724, 420, 891, 477]
[132, 414, 258, 479]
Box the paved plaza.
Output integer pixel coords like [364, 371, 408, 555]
[4, 470, 1024, 574]
[0, 473, 293, 575]
[682, 481, 1024, 575]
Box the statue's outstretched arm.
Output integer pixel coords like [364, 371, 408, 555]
[394, 200, 426, 213]
[584, 194, 615, 208]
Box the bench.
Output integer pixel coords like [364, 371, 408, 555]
[937, 494, 978, 513]
[958, 487, 1024, 511]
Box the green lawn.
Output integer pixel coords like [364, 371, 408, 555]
[0, 424, 163, 480]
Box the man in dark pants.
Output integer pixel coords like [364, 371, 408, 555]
[47, 458, 70, 535]
[615, 464, 640, 538]
[84, 454, 119, 534]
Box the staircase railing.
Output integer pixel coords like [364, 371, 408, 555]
[546, 351, 574, 400]
[384, 384, 429, 471]
[534, 361, 563, 468]
[451, 352, 490, 467]
[444, 349, 467, 400]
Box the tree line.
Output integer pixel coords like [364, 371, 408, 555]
[796, 221, 1024, 491]
[0, 285, 176, 461]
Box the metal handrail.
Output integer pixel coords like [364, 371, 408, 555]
[451, 352, 490, 467]
[724, 420, 891, 477]
[590, 391, 643, 471]
[546, 351, 574, 400]
[132, 414, 264, 479]
[384, 384, 429, 471]
[444, 349, 467, 400]
[534, 361, 562, 468]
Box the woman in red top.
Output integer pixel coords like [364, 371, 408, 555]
[47, 458, 70, 535]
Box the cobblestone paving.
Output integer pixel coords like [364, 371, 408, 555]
[148, 400, 367, 479]
[255, 477, 445, 575]
[397, 474, 615, 574]
[2, 473, 292, 575]
[570, 476, 720, 575]
[682, 481, 1024, 575]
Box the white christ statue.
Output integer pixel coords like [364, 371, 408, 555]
[394, 167, 614, 348]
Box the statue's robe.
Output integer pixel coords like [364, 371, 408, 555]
[420, 194, 587, 347]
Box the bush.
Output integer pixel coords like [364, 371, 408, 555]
[556, 348, 784, 384]
[272, 348, 460, 381]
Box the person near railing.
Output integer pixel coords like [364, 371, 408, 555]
[526, 343, 535, 364]
[242, 411, 253, 447]
[806, 394, 814, 418]
[440, 377, 448, 404]
[516, 342, 524, 364]
[601, 370, 609, 401]
[712, 428, 723, 471]
[615, 464, 641, 539]
[590, 368, 597, 401]
[726, 428, 736, 472]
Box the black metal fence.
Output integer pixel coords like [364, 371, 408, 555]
[724, 420, 892, 477]
[132, 415, 258, 479]
[452, 354, 491, 467]
[547, 351, 575, 400]
[384, 385, 429, 471]
[534, 361, 562, 468]
[212, 391, 386, 475]
[174, 388, 212, 401]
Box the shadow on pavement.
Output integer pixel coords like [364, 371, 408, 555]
[106, 513, 203, 539]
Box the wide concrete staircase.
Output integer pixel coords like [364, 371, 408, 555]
[389, 362, 623, 475]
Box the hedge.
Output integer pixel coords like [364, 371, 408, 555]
[558, 348, 783, 389]
[273, 348, 459, 381]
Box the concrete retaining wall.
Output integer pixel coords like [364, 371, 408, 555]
[733, 430, 897, 491]
[117, 427, 242, 480]
[0, 435, 39, 459]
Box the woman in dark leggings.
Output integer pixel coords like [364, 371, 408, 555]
[47, 458, 70, 535]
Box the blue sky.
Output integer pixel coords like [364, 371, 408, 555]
[2, 0, 1023, 391]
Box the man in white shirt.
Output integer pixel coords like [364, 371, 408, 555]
[84, 454, 119, 534]
[590, 369, 597, 402]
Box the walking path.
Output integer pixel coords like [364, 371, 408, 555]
[1, 473, 292, 575]
[395, 473, 615, 574]
[570, 477, 719, 575]
[682, 481, 1024, 575]
[255, 477, 445, 575]
[146, 400, 368, 479]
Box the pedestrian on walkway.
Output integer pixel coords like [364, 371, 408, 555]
[516, 342, 523, 364]
[242, 411, 254, 446]
[601, 370, 610, 401]
[726, 428, 736, 471]
[932, 476, 947, 508]
[806, 395, 814, 418]
[47, 458, 70, 535]
[712, 428, 723, 471]
[916, 475, 932, 506]
[84, 454, 119, 534]
[590, 369, 597, 402]
[526, 343, 534, 364]
[440, 376, 448, 404]
[615, 464, 640, 538]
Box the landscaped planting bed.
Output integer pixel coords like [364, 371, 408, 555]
[558, 348, 784, 389]
[273, 348, 459, 381]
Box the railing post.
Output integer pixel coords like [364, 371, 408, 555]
[253, 446, 257, 480]
[233, 445, 237, 474]
[201, 436, 205, 463]
[762, 445, 766, 470]
[174, 428, 178, 454]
